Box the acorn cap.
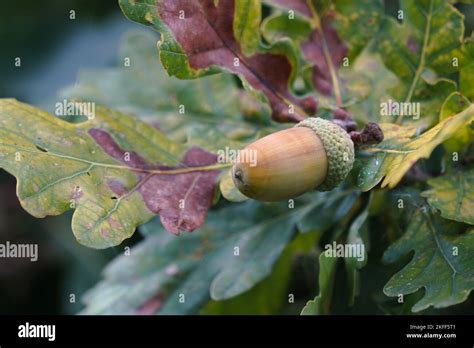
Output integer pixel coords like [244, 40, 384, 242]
[295, 117, 354, 191]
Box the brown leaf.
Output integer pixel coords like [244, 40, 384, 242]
[89, 129, 220, 235]
[120, 0, 317, 122]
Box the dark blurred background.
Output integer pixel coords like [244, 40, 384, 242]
[0, 0, 144, 314]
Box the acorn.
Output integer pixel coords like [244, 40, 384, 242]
[232, 117, 355, 201]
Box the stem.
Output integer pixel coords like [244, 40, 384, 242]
[397, 0, 433, 125]
[0, 143, 233, 175]
[307, 0, 343, 108]
[129, 162, 232, 175]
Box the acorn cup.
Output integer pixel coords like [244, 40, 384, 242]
[232, 118, 355, 201]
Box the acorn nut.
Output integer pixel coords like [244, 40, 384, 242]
[232, 117, 355, 201]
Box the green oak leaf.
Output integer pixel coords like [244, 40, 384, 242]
[358, 104, 474, 191]
[0, 99, 228, 248]
[372, 0, 462, 126]
[200, 232, 318, 314]
[119, 0, 317, 122]
[422, 168, 474, 225]
[81, 194, 333, 314]
[345, 51, 398, 123]
[300, 252, 337, 315]
[296, 188, 360, 234]
[438, 92, 473, 153]
[261, 12, 312, 47]
[383, 209, 474, 312]
[331, 0, 383, 60]
[377, 0, 464, 123]
[234, 0, 262, 55]
[344, 207, 370, 306]
[457, 35, 474, 101]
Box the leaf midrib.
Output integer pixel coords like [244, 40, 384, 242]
[424, 210, 459, 276]
[399, 0, 434, 124]
[454, 172, 466, 220]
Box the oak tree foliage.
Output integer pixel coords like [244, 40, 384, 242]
[0, 0, 473, 314]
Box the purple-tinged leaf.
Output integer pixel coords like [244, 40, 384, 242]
[119, 0, 317, 122]
[0, 99, 228, 248]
